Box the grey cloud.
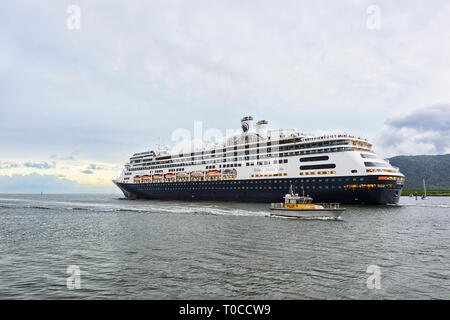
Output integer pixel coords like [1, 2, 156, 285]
[387, 104, 450, 132]
[2, 1, 450, 162]
[23, 161, 56, 169]
[50, 154, 76, 161]
[0, 162, 20, 169]
[1, 161, 57, 170]
[377, 104, 450, 156]
[0, 173, 118, 193]
[88, 164, 103, 170]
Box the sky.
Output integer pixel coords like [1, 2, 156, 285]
[1, 0, 449, 193]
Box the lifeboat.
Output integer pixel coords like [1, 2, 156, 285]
[165, 173, 176, 179]
[176, 172, 188, 177]
[152, 174, 162, 179]
[206, 170, 221, 176]
[190, 171, 204, 177]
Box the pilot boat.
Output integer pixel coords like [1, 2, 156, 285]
[270, 186, 345, 219]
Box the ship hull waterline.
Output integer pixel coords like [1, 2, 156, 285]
[114, 176, 402, 205]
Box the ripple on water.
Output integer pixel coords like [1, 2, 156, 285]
[0, 194, 449, 299]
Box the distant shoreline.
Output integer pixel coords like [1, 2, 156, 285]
[401, 190, 450, 197]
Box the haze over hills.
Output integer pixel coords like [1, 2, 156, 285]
[388, 154, 450, 190]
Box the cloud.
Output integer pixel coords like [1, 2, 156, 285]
[387, 104, 450, 132]
[50, 154, 76, 161]
[0, 173, 118, 193]
[23, 161, 56, 169]
[1, 0, 450, 162]
[1, 161, 56, 170]
[376, 104, 450, 156]
[0, 162, 20, 169]
[87, 164, 103, 170]
[0, 156, 122, 188]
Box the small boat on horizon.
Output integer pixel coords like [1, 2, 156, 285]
[422, 178, 429, 200]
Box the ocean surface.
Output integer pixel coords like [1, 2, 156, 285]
[0, 193, 449, 299]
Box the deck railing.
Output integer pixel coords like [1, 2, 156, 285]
[315, 203, 342, 209]
[270, 203, 284, 209]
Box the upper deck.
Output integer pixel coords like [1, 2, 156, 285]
[125, 133, 373, 172]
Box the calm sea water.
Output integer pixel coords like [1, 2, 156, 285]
[0, 193, 448, 299]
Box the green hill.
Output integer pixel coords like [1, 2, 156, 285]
[387, 154, 450, 190]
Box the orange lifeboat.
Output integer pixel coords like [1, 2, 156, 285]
[176, 172, 188, 177]
[190, 171, 204, 177]
[206, 170, 221, 176]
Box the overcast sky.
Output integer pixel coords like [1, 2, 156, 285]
[1, 0, 449, 192]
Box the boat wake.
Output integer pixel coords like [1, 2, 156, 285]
[0, 198, 269, 217]
[149, 205, 270, 217]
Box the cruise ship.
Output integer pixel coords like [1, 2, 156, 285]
[113, 117, 405, 204]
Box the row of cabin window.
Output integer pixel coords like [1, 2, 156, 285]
[129, 147, 355, 170]
[129, 140, 351, 164]
[135, 185, 347, 191]
[134, 177, 366, 186]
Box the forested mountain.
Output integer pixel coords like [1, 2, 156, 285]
[388, 154, 450, 190]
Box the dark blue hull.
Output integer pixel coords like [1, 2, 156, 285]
[115, 175, 403, 205]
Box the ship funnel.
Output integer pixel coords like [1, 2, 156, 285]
[256, 120, 268, 139]
[241, 116, 254, 133]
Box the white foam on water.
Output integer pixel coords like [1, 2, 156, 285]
[0, 197, 271, 217]
[147, 204, 270, 217]
[270, 215, 342, 221]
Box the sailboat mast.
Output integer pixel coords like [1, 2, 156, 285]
[423, 178, 427, 196]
